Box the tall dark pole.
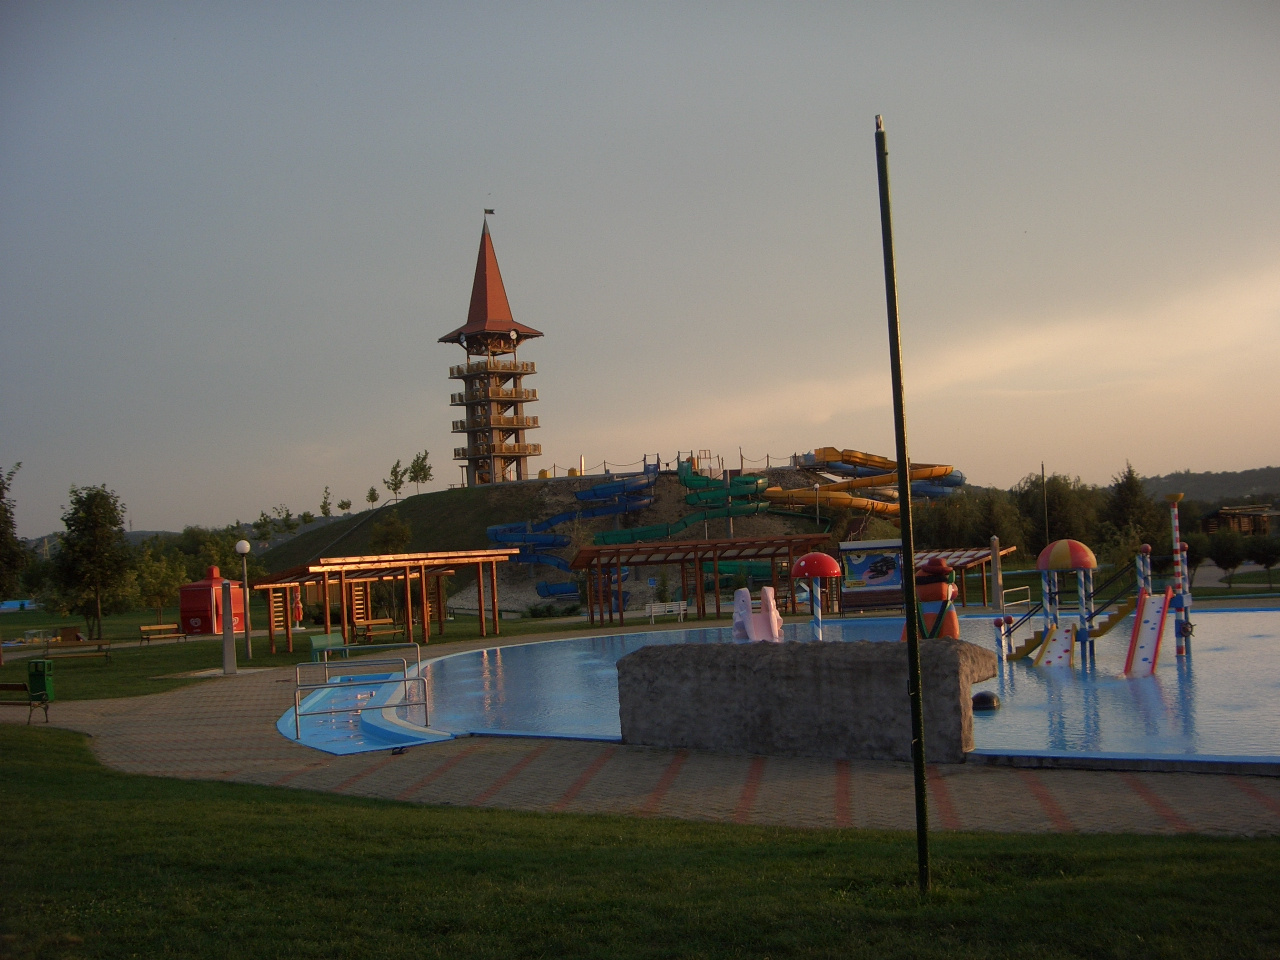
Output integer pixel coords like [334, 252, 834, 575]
[874, 114, 930, 894]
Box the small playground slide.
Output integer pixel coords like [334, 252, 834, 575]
[1124, 587, 1173, 676]
[1032, 623, 1075, 668]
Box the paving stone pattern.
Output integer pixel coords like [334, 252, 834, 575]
[6, 664, 1280, 836]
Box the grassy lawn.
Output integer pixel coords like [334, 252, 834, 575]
[2, 725, 1278, 959]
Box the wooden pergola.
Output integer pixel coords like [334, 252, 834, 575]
[253, 548, 519, 653]
[569, 534, 831, 627]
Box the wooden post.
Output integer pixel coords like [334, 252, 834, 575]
[476, 563, 487, 638]
[418, 565, 430, 643]
[283, 587, 293, 653]
[323, 572, 332, 635]
[266, 588, 277, 654]
[339, 570, 349, 644]
[695, 549, 705, 619]
[713, 549, 721, 619]
[586, 565, 595, 625]
[616, 555, 624, 626]
[404, 565, 414, 642]
[787, 543, 796, 614]
[436, 576, 445, 636]
[490, 562, 500, 635]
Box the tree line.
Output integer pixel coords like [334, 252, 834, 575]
[907, 462, 1280, 585]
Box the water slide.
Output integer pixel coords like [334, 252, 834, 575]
[1124, 587, 1172, 676]
[593, 462, 770, 545]
[488, 466, 658, 570]
[762, 447, 967, 515]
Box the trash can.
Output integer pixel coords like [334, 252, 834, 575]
[28, 659, 53, 701]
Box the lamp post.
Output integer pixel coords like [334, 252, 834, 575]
[235, 539, 253, 660]
[814, 484, 821, 527]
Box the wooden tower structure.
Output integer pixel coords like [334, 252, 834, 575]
[439, 219, 543, 485]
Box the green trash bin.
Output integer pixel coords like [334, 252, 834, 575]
[27, 659, 53, 702]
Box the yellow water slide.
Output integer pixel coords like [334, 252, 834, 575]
[760, 447, 959, 516]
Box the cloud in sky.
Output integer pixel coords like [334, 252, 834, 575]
[1, 3, 1278, 536]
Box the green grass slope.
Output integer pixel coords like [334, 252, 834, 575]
[261, 483, 548, 572]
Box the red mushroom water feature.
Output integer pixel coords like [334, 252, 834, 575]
[793, 552, 841, 641]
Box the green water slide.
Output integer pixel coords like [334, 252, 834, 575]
[593, 501, 769, 545]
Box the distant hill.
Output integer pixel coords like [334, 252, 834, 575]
[1144, 466, 1280, 504]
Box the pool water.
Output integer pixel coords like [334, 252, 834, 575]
[280, 610, 1280, 763]
[418, 611, 1280, 763]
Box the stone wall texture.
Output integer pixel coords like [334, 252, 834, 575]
[617, 639, 997, 763]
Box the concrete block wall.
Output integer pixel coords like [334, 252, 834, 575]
[617, 638, 997, 763]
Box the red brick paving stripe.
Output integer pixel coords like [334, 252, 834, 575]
[551, 745, 617, 812]
[1120, 773, 1191, 832]
[733, 757, 766, 824]
[640, 751, 687, 816]
[1232, 778, 1280, 818]
[273, 764, 328, 787]
[1016, 769, 1075, 832]
[472, 743, 551, 805]
[834, 760, 851, 828]
[334, 755, 399, 793]
[394, 743, 482, 801]
[926, 765, 962, 830]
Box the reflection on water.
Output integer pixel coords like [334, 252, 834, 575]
[419, 611, 1280, 760]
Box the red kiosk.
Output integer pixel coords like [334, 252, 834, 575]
[179, 566, 244, 636]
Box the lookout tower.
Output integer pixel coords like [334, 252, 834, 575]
[439, 220, 543, 485]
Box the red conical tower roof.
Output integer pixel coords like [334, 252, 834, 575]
[439, 220, 543, 353]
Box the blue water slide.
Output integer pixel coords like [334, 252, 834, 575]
[513, 551, 572, 571]
[536, 581, 580, 599]
[487, 522, 572, 548]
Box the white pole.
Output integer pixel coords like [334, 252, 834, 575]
[222, 580, 237, 675]
[990, 536, 1004, 612]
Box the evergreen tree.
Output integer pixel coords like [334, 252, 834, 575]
[53, 485, 133, 641]
[0, 463, 24, 598]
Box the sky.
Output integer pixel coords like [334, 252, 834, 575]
[2, 2, 1278, 538]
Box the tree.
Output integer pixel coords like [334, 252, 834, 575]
[367, 512, 412, 555]
[1207, 530, 1246, 588]
[134, 545, 187, 624]
[337, 498, 352, 513]
[1245, 535, 1280, 590]
[0, 462, 24, 598]
[251, 511, 274, 544]
[320, 486, 333, 518]
[1011, 472, 1103, 557]
[299, 511, 315, 526]
[52, 485, 133, 641]
[366, 486, 380, 507]
[1098, 463, 1166, 565]
[383, 459, 408, 502]
[408, 450, 434, 495]
[271, 505, 298, 537]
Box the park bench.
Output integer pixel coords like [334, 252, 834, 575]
[139, 623, 187, 646]
[353, 618, 404, 644]
[43, 632, 112, 662]
[0, 681, 49, 724]
[644, 600, 687, 624]
[309, 632, 350, 663]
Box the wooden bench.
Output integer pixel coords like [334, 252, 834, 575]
[44, 637, 112, 662]
[309, 632, 350, 663]
[140, 623, 188, 646]
[0, 681, 49, 724]
[644, 600, 687, 624]
[353, 618, 404, 644]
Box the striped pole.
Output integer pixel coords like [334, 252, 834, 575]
[1167, 495, 1187, 655]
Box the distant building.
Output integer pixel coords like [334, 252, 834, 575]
[439, 219, 543, 486]
[1202, 505, 1272, 536]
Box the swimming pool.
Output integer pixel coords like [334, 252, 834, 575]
[281, 610, 1280, 764]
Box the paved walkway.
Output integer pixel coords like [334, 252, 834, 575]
[5, 662, 1280, 836]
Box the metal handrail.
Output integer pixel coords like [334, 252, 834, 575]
[316, 641, 422, 669]
[295, 657, 408, 689]
[293, 673, 428, 740]
[1002, 586, 1031, 608]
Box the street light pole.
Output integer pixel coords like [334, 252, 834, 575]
[236, 539, 253, 660]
